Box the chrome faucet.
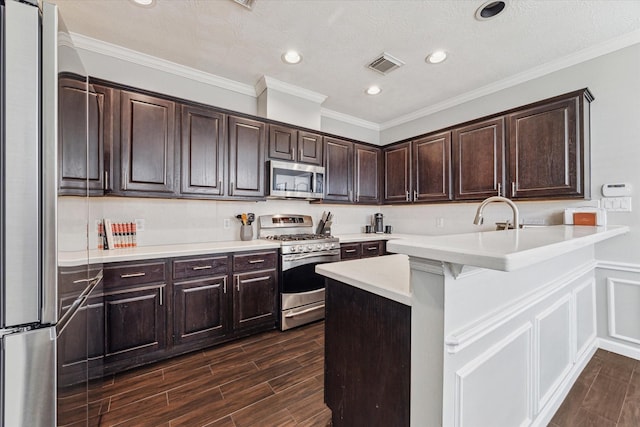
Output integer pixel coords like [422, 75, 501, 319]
[473, 196, 520, 230]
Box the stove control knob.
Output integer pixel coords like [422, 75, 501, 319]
[289, 246, 296, 253]
[316, 244, 322, 250]
[324, 243, 331, 249]
[296, 245, 304, 252]
[306, 245, 313, 251]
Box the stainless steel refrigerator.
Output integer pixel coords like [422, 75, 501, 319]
[1, 1, 100, 425]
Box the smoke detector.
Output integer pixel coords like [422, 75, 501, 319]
[367, 52, 404, 75]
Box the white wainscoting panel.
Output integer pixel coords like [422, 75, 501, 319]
[574, 278, 597, 360]
[607, 278, 640, 345]
[454, 323, 532, 427]
[535, 294, 573, 412]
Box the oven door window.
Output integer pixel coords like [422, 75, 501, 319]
[282, 262, 326, 294]
[273, 167, 314, 193]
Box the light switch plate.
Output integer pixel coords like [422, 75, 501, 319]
[602, 197, 632, 212]
[135, 218, 146, 231]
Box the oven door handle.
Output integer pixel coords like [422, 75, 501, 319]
[285, 304, 325, 318]
[285, 251, 340, 262]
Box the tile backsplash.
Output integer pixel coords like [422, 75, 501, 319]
[58, 196, 600, 252]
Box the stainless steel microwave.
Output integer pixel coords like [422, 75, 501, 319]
[268, 160, 325, 199]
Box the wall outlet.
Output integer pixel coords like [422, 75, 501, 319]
[602, 197, 632, 212]
[135, 218, 146, 231]
[223, 218, 231, 229]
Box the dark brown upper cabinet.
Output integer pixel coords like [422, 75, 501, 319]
[383, 142, 412, 204]
[324, 137, 354, 202]
[507, 90, 592, 199]
[119, 91, 176, 195]
[58, 77, 111, 196]
[354, 144, 381, 204]
[413, 131, 452, 202]
[228, 115, 267, 198]
[452, 117, 505, 200]
[268, 125, 323, 166]
[180, 105, 226, 197]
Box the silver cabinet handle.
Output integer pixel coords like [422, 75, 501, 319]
[366, 246, 378, 251]
[285, 304, 325, 318]
[159, 287, 163, 306]
[120, 272, 146, 278]
[239, 275, 270, 284]
[192, 265, 212, 270]
[497, 183, 502, 197]
[223, 277, 227, 294]
[248, 259, 265, 264]
[414, 190, 418, 201]
[344, 249, 357, 253]
[104, 171, 109, 191]
[299, 148, 303, 160]
[236, 275, 240, 292]
[406, 191, 410, 201]
[511, 182, 516, 195]
[230, 181, 234, 196]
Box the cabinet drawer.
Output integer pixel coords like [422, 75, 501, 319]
[340, 243, 361, 260]
[59, 266, 104, 297]
[233, 251, 277, 273]
[361, 241, 383, 258]
[104, 261, 167, 288]
[173, 255, 230, 279]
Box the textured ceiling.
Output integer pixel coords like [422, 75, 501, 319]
[49, 0, 640, 125]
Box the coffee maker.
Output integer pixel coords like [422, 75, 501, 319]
[374, 213, 384, 233]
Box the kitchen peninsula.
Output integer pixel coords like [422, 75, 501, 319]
[317, 225, 628, 427]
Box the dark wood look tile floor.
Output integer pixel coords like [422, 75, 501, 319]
[89, 321, 331, 427]
[549, 349, 640, 426]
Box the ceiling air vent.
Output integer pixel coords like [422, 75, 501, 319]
[367, 52, 405, 75]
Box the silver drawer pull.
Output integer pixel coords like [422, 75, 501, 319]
[192, 265, 212, 270]
[285, 304, 325, 318]
[248, 259, 265, 264]
[240, 275, 270, 284]
[72, 274, 101, 284]
[120, 272, 146, 279]
[366, 247, 378, 251]
[344, 249, 357, 253]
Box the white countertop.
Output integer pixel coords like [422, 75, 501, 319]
[334, 233, 408, 243]
[58, 240, 281, 267]
[316, 254, 411, 306]
[386, 225, 629, 272]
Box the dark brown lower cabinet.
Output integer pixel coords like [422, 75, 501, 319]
[173, 276, 229, 345]
[233, 269, 277, 331]
[340, 240, 386, 260]
[325, 279, 411, 427]
[104, 285, 167, 361]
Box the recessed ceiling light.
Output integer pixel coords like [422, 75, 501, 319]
[131, 0, 155, 6]
[366, 86, 382, 96]
[426, 50, 448, 64]
[475, 1, 507, 20]
[282, 50, 302, 65]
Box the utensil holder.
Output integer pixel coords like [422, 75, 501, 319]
[240, 225, 253, 241]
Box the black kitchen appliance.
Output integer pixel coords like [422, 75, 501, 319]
[374, 213, 384, 233]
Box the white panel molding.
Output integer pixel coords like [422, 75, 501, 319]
[69, 32, 257, 97]
[597, 260, 640, 273]
[534, 293, 573, 413]
[607, 277, 640, 345]
[445, 261, 595, 354]
[573, 278, 597, 361]
[454, 322, 533, 427]
[380, 29, 640, 131]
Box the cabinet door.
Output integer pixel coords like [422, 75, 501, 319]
[383, 142, 412, 203]
[233, 270, 277, 331]
[104, 286, 166, 361]
[173, 276, 229, 345]
[298, 131, 323, 165]
[120, 91, 176, 194]
[180, 105, 225, 197]
[228, 116, 267, 197]
[361, 241, 383, 258]
[453, 117, 505, 200]
[354, 144, 381, 204]
[324, 137, 353, 202]
[59, 77, 109, 195]
[268, 124, 296, 162]
[507, 96, 582, 199]
[340, 243, 361, 260]
[413, 131, 452, 202]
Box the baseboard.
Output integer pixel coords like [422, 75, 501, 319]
[597, 338, 640, 360]
[531, 340, 598, 427]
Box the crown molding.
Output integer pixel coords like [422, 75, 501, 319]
[381, 29, 640, 130]
[68, 32, 256, 97]
[255, 75, 328, 104]
[320, 108, 380, 131]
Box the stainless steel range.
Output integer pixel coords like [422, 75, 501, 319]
[259, 214, 340, 330]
